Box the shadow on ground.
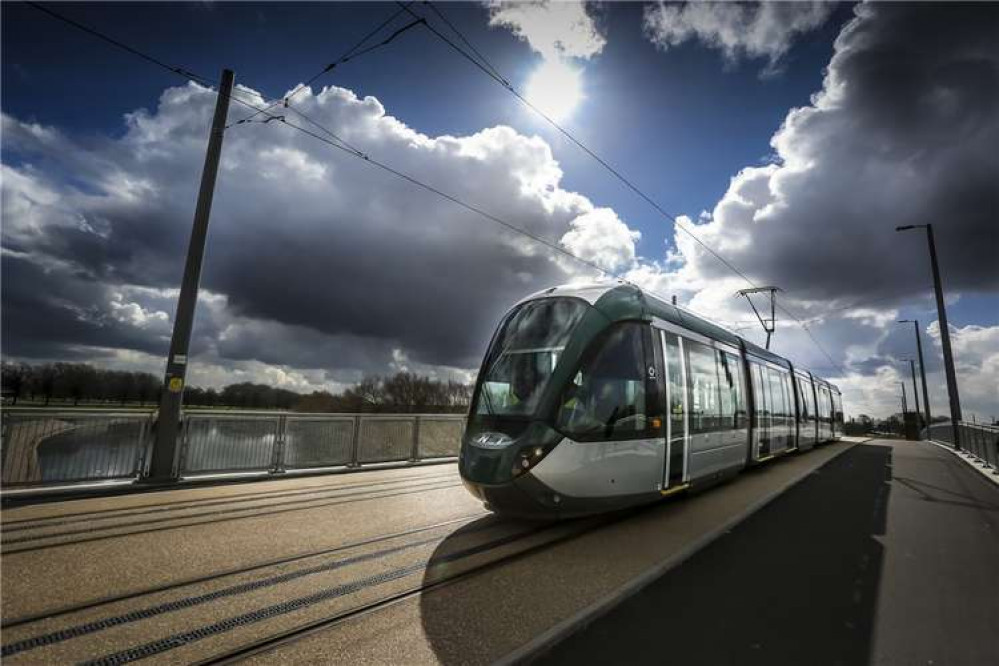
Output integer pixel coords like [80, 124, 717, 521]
[532, 443, 894, 665]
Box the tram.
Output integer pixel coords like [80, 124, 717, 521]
[459, 283, 843, 518]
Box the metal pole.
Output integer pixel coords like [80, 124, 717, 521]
[768, 288, 775, 350]
[924, 224, 963, 449]
[896, 224, 963, 449]
[900, 382, 908, 416]
[912, 320, 932, 437]
[147, 69, 235, 482]
[908, 359, 920, 433]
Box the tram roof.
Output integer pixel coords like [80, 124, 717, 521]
[523, 282, 745, 347]
[525, 283, 830, 377]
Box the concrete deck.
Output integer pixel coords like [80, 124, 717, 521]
[538, 439, 999, 666]
[1, 439, 874, 664]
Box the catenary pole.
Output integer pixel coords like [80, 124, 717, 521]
[147, 69, 235, 482]
[913, 320, 932, 436]
[907, 359, 921, 433]
[896, 223, 962, 450]
[924, 225, 962, 449]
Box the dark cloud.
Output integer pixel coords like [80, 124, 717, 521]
[679, 2, 999, 301]
[2, 84, 621, 380]
[2, 3, 996, 417]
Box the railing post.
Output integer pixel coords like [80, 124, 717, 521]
[351, 415, 362, 467]
[135, 418, 150, 479]
[176, 414, 190, 478]
[411, 415, 421, 462]
[271, 415, 287, 474]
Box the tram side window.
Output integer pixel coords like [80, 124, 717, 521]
[818, 388, 830, 424]
[751, 362, 767, 422]
[729, 353, 747, 428]
[556, 323, 651, 441]
[797, 378, 809, 420]
[687, 341, 721, 435]
[717, 351, 742, 429]
[766, 368, 784, 419]
[782, 373, 793, 426]
[808, 380, 818, 420]
[663, 333, 684, 440]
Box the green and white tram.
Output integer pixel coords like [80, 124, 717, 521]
[459, 283, 843, 518]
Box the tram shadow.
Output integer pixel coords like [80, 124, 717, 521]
[419, 445, 895, 665]
[418, 498, 670, 665]
[417, 511, 562, 665]
[531, 443, 895, 666]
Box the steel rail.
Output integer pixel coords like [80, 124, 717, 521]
[1, 469, 458, 532]
[197, 510, 638, 666]
[1, 481, 463, 555]
[1, 512, 490, 630]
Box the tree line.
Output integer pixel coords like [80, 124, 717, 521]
[1, 361, 472, 413]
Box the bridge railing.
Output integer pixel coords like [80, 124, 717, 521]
[1, 409, 465, 488]
[926, 421, 999, 473]
[0, 409, 152, 486]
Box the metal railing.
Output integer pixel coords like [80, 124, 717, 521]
[926, 421, 999, 473]
[1, 409, 465, 488]
[1, 409, 152, 486]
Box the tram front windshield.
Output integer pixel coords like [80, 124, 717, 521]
[473, 298, 587, 419]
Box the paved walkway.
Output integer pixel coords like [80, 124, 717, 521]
[536, 439, 999, 666]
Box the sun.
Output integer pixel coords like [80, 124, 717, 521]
[524, 59, 583, 122]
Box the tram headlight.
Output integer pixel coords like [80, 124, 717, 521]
[512, 445, 547, 476]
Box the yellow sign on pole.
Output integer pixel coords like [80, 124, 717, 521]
[168, 377, 184, 393]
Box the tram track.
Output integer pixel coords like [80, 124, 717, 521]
[10, 507, 640, 665]
[0, 509, 583, 665]
[3, 474, 458, 543]
[1, 478, 464, 555]
[0, 513, 505, 657]
[196, 510, 632, 666]
[0, 513, 492, 630]
[70, 514, 606, 666]
[1, 468, 458, 531]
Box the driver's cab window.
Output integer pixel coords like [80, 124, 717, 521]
[556, 323, 653, 441]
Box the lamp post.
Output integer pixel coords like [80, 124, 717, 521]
[901, 358, 921, 436]
[898, 319, 931, 437]
[895, 224, 962, 450]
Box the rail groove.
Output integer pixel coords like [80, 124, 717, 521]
[2, 480, 463, 555]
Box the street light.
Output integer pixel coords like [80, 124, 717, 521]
[895, 223, 962, 450]
[900, 358, 921, 436]
[898, 319, 931, 438]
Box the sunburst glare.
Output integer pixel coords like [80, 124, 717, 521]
[524, 59, 584, 122]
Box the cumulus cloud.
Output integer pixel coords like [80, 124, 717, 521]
[670, 3, 998, 302]
[643, 1, 836, 71]
[1, 81, 627, 388]
[487, 1, 605, 61]
[647, 3, 999, 418]
[927, 322, 999, 421]
[3, 3, 997, 421]
[560, 207, 639, 272]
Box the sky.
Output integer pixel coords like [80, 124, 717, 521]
[2, 1, 997, 420]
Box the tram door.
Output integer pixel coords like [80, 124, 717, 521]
[751, 363, 772, 458]
[659, 330, 689, 490]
